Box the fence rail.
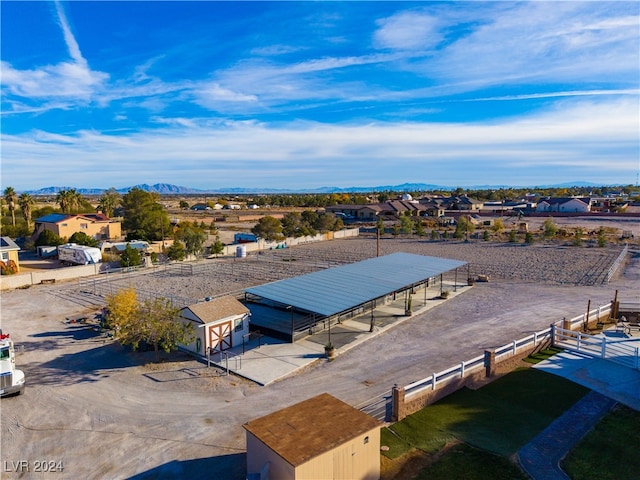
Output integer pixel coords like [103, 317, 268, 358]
[400, 302, 613, 406]
[554, 326, 639, 370]
[606, 243, 629, 283]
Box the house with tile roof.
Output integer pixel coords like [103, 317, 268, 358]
[179, 296, 250, 356]
[244, 392, 381, 480]
[32, 213, 121, 242]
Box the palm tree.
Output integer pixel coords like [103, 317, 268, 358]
[57, 188, 82, 213]
[57, 189, 71, 213]
[3, 186, 17, 226]
[98, 188, 121, 217]
[18, 193, 35, 232]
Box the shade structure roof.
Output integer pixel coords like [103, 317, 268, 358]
[245, 252, 467, 317]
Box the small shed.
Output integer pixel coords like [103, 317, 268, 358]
[244, 393, 381, 480]
[179, 296, 250, 356]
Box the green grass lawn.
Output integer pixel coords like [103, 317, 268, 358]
[562, 404, 640, 480]
[414, 443, 528, 480]
[383, 368, 589, 458]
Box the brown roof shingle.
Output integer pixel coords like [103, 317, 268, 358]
[185, 296, 249, 323]
[243, 393, 381, 467]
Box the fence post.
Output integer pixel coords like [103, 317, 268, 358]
[432, 372, 437, 390]
[533, 331, 538, 347]
[460, 361, 465, 379]
[391, 384, 405, 422]
[512, 340, 517, 355]
[484, 349, 496, 378]
[551, 324, 556, 347]
[601, 337, 607, 359]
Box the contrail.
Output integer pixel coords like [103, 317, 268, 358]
[54, 0, 87, 68]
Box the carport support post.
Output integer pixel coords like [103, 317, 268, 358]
[369, 300, 375, 332]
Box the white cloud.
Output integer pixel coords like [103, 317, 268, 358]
[374, 11, 442, 50]
[3, 97, 637, 190]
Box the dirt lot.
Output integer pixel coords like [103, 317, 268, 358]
[1, 235, 638, 479]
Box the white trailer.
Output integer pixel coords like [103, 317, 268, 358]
[0, 331, 25, 397]
[58, 243, 102, 265]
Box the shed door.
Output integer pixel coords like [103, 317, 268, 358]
[209, 321, 232, 352]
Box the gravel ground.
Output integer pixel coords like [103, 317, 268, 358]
[85, 237, 628, 306]
[1, 236, 637, 479]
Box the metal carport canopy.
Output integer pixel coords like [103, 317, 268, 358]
[244, 252, 467, 317]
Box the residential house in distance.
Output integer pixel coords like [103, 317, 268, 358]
[0, 237, 20, 274]
[179, 296, 250, 356]
[32, 213, 122, 241]
[244, 392, 381, 480]
[536, 197, 592, 213]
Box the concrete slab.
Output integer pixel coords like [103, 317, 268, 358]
[208, 282, 472, 385]
[534, 350, 640, 411]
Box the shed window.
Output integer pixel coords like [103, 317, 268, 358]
[234, 319, 243, 332]
[80, 223, 88, 229]
[0, 252, 8, 261]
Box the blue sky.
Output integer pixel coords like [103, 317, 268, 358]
[1, 1, 639, 191]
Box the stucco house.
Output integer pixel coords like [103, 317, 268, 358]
[32, 213, 122, 241]
[536, 197, 591, 213]
[0, 237, 20, 274]
[179, 296, 250, 356]
[244, 392, 381, 480]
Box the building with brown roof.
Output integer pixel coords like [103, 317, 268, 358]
[244, 392, 381, 480]
[179, 296, 250, 356]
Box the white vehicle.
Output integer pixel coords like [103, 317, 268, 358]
[0, 331, 25, 397]
[58, 243, 102, 265]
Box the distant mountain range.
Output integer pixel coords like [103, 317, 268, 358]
[23, 181, 604, 196]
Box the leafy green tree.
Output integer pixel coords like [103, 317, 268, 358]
[281, 212, 306, 237]
[167, 241, 186, 261]
[414, 219, 426, 237]
[211, 236, 225, 257]
[483, 230, 490, 241]
[122, 188, 170, 241]
[400, 215, 413, 235]
[332, 217, 344, 231]
[179, 200, 189, 209]
[251, 216, 284, 242]
[431, 229, 439, 241]
[525, 231, 534, 244]
[174, 222, 206, 256]
[392, 223, 400, 236]
[454, 215, 475, 240]
[35, 230, 64, 247]
[492, 219, 504, 235]
[3, 187, 17, 227]
[105, 289, 194, 361]
[312, 213, 334, 233]
[98, 188, 121, 217]
[18, 193, 35, 232]
[69, 231, 99, 247]
[509, 230, 518, 242]
[543, 217, 558, 239]
[121, 244, 143, 267]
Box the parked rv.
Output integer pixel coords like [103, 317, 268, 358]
[58, 243, 102, 266]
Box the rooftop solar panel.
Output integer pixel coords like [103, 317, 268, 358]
[245, 252, 467, 317]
